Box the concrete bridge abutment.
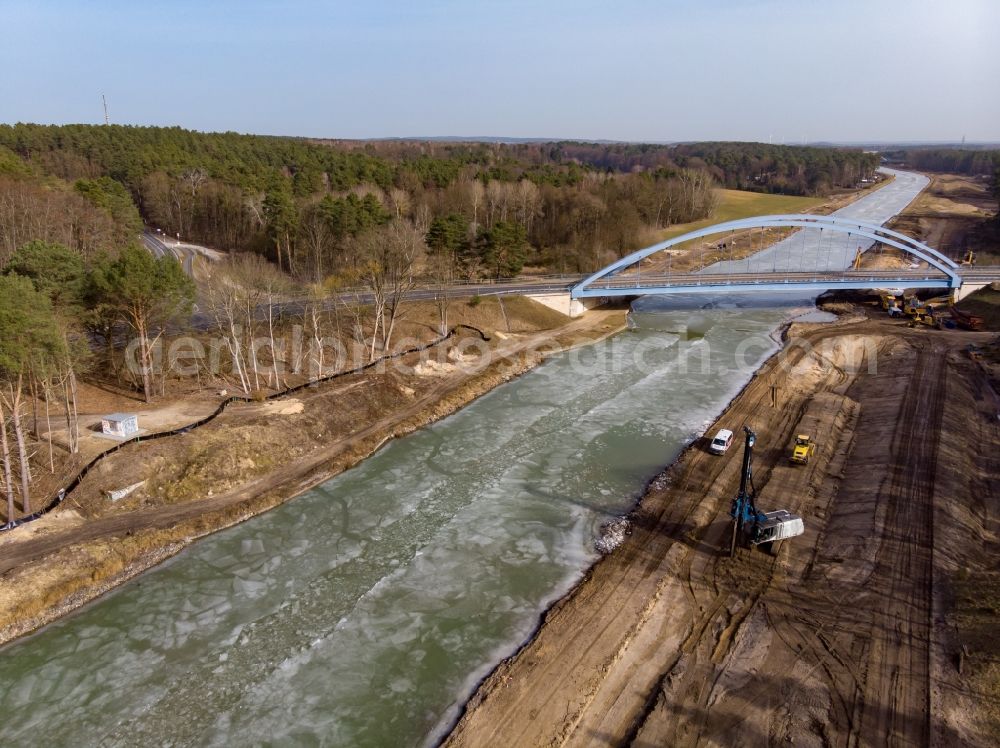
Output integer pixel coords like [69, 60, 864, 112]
[526, 292, 608, 318]
[953, 280, 998, 302]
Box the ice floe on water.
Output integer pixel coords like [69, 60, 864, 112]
[0, 305, 808, 747]
[595, 517, 631, 554]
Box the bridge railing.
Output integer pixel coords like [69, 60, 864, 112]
[580, 269, 955, 290]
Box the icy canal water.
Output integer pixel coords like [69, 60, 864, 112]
[0, 170, 926, 747]
[0, 295, 817, 747]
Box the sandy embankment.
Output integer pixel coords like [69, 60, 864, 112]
[0, 308, 628, 647]
[444, 316, 1000, 747]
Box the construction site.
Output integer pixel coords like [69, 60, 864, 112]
[444, 173, 1000, 746]
[445, 309, 1000, 747]
[2, 3, 998, 741]
[0, 169, 997, 747]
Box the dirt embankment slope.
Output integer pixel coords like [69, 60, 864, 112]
[888, 173, 999, 264]
[0, 301, 628, 647]
[444, 316, 1000, 747]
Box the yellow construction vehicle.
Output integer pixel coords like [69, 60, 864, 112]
[924, 294, 951, 308]
[790, 435, 816, 465]
[960, 249, 976, 266]
[904, 295, 931, 318]
[853, 246, 863, 269]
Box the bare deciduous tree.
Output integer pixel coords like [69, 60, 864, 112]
[298, 206, 334, 283]
[0, 397, 15, 522]
[355, 221, 425, 359]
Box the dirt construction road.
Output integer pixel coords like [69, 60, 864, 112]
[446, 319, 998, 747]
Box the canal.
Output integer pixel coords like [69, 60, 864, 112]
[0, 170, 926, 747]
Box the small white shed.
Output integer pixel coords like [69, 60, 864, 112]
[101, 413, 139, 438]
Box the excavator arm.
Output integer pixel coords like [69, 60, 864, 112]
[729, 427, 766, 555]
[728, 426, 805, 556]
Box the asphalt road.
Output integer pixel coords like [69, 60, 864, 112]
[139, 219, 999, 328]
[142, 232, 197, 275]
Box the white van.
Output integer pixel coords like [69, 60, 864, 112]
[709, 429, 734, 455]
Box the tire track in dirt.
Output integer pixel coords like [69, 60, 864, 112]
[856, 346, 942, 745]
[658, 339, 943, 747]
[445, 321, 978, 748]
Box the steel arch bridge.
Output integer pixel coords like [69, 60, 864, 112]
[570, 214, 962, 298]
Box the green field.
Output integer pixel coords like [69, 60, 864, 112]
[654, 189, 829, 243]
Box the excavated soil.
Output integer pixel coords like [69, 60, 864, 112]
[444, 317, 1000, 747]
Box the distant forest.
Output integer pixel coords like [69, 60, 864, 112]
[886, 147, 1000, 177]
[0, 125, 880, 280]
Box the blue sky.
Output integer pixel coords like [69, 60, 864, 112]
[1, 0, 997, 141]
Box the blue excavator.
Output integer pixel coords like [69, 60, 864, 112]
[729, 427, 804, 556]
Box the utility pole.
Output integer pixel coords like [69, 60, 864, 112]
[102, 94, 109, 125]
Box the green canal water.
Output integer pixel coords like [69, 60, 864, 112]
[0, 171, 927, 747]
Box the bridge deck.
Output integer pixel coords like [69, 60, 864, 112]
[571, 269, 972, 297]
